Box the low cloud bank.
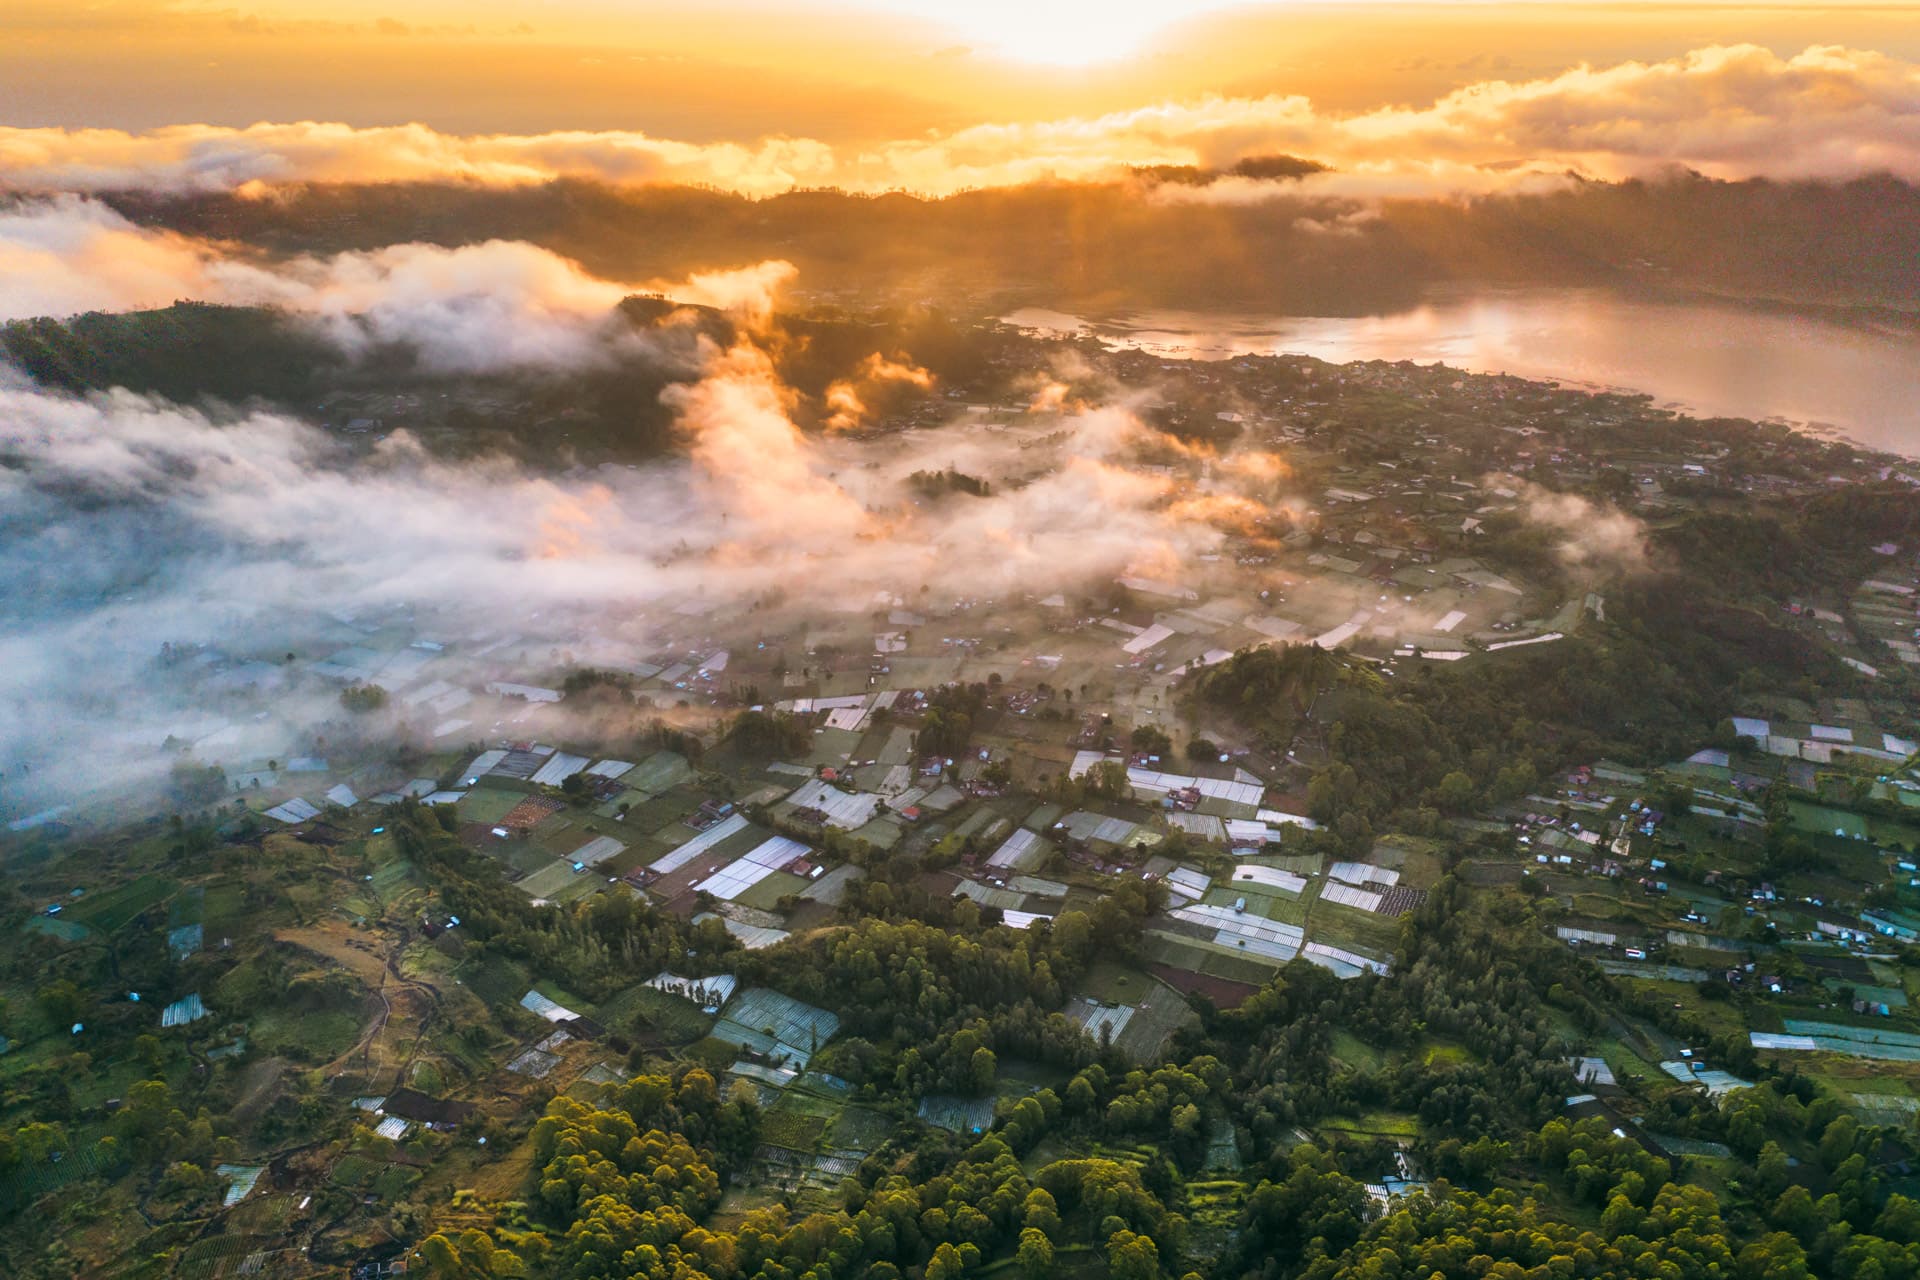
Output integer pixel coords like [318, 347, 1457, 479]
[0, 195, 799, 377]
[3, 46, 1917, 200]
[0, 314, 1284, 816]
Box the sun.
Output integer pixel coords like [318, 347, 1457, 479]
[868, 0, 1212, 67]
[967, 4, 1170, 67]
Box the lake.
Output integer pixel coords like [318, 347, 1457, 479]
[1005, 290, 1920, 457]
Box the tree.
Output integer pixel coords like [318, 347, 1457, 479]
[1875, 1193, 1920, 1244]
[1016, 1228, 1053, 1279]
[340, 683, 389, 713]
[14, 1122, 67, 1163]
[1109, 1229, 1161, 1280]
[36, 979, 85, 1027]
[1436, 770, 1476, 813]
[416, 1233, 465, 1277]
[925, 1241, 967, 1280]
[1086, 760, 1130, 800]
[1756, 1141, 1791, 1198]
[727, 710, 809, 758]
[1130, 726, 1173, 758]
[970, 1046, 998, 1095]
[1024, 1188, 1061, 1239]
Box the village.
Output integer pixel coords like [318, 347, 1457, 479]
[8, 338, 1920, 1272]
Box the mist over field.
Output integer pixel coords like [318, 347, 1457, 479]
[4, 106, 1916, 819]
[14, 8, 1920, 1280]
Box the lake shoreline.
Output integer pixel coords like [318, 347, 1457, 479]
[1003, 287, 1920, 458]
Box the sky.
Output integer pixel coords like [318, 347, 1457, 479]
[5, 2, 1920, 144]
[2, 5, 1920, 201]
[3, 0, 1911, 815]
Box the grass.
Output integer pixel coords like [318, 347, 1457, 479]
[458, 953, 531, 1010]
[1568, 892, 1639, 922]
[1617, 978, 1753, 1044]
[330, 1154, 383, 1187]
[827, 1106, 894, 1151]
[1304, 898, 1402, 955]
[1867, 815, 1920, 851]
[198, 883, 246, 939]
[372, 1164, 422, 1198]
[532, 979, 593, 1015]
[759, 1108, 829, 1151]
[492, 842, 565, 877]
[1141, 933, 1210, 972]
[1371, 834, 1448, 889]
[516, 860, 596, 901]
[68, 874, 176, 932]
[1330, 1028, 1387, 1070]
[1198, 950, 1283, 985]
[1788, 802, 1870, 840]
[1317, 1110, 1421, 1139]
[625, 794, 705, 835]
[597, 984, 715, 1043]
[166, 886, 206, 929]
[455, 788, 525, 826]
[626, 752, 695, 795]
[369, 858, 419, 897]
[251, 1006, 362, 1064]
[1422, 1039, 1481, 1066]
[770, 1088, 842, 1119]
[1078, 960, 1152, 1006]
[24, 916, 90, 942]
[737, 870, 810, 913]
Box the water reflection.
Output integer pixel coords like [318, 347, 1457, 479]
[1005, 291, 1920, 457]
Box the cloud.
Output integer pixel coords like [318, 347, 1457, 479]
[280, 240, 642, 372]
[0, 194, 284, 321]
[646, 259, 797, 330]
[4, 46, 1917, 200]
[0, 121, 838, 197]
[823, 353, 937, 431]
[1510, 480, 1648, 570]
[0, 327, 1276, 815]
[0, 195, 805, 373]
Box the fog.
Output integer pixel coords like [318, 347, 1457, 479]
[0, 271, 1316, 821]
[0, 192, 1660, 827]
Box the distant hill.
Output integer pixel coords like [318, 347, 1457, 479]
[0, 298, 1018, 461]
[103, 172, 1920, 317]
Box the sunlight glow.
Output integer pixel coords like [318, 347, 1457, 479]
[866, 0, 1242, 66]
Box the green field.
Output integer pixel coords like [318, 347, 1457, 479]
[166, 886, 206, 928]
[369, 859, 419, 897]
[68, 875, 176, 932]
[1305, 899, 1402, 955]
[25, 915, 90, 942]
[251, 1006, 362, 1063]
[597, 984, 716, 1043]
[1330, 1028, 1387, 1070]
[455, 787, 526, 826]
[1316, 1110, 1421, 1139]
[760, 1106, 831, 1151]
[517, 860, 599, 902]
[459, 953, 532, 1009]
[827, 1106, 894, 1151]
[1789, 802, 1870, 840]
[625, 752, 695, 795]
[1078, 961, 1154, 1005]
[737, 870, 810, 912]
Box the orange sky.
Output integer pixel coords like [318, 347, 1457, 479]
[5, 2, 1920, 139]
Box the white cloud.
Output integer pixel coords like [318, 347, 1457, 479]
[3, 46, 1918, 199]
